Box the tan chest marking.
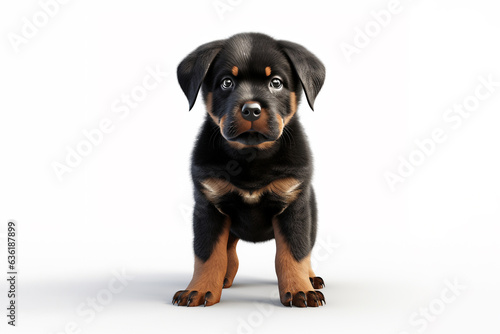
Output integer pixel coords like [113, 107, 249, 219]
[201, 177, 302, 205]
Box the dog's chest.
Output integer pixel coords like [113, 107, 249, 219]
[200, 177, 302, 206]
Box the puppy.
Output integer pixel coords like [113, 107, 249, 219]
[173, 32, 326, 307]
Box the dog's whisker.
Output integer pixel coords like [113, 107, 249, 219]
[283, 126, 294, 148]
[208, 126, 219, 149]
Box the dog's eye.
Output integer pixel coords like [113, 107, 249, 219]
[221, 78, 233, 90]
[270, 78, 283, 90]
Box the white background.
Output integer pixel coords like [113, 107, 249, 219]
[1, 0, 500, 333]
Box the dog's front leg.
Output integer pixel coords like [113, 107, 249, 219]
[173, 200, 230, 307]
[272, 195, 325, 307]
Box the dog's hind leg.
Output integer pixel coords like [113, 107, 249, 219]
[223, 233, 239, 288]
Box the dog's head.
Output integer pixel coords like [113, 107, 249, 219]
[178, 33, 325, 149]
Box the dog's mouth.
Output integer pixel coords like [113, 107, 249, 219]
[226, 130, 272, 145]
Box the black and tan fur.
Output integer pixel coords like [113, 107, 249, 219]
[173, 33, 326, 307]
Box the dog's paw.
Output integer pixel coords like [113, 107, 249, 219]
[172, 290, 218, 307]
[309, 276, 325, 289]
[280, 290, 325, 307]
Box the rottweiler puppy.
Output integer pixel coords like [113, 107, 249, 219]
[173, 32, 326, 307]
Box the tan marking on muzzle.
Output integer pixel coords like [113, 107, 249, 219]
[227, 140, 277, 150]
[251, 107, 269, 133]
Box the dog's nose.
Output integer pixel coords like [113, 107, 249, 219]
[241, 102, 261, 122]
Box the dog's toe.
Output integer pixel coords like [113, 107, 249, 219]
[309, 276, 325, 289]
[172, 290, 187, 305]
[172, 289, 218, 307]
[280, 290, 325, 308]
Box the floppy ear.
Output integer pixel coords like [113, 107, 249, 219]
[177, 40, 224, 110]
[279, 40, 326, 110]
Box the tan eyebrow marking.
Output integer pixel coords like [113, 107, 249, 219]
[232, 66, 239, 76]
[265, 66, 271, 76]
